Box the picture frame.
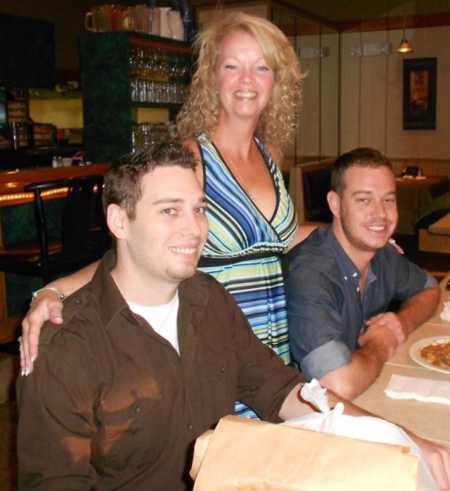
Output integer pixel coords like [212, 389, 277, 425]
[403, 57, 437, 130]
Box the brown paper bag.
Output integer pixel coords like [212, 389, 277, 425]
[191, 415, 418, 491]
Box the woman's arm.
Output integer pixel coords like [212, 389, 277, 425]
[286, 223, 318, 252]
[21, 261, 99, 375]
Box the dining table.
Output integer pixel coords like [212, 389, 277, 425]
[354, 274, 450, 447]
[428, 212, 450, 236]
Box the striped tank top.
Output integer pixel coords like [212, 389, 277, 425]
[197, 133, 298, 418]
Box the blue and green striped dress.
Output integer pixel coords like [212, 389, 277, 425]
[197, 133, 298, 419]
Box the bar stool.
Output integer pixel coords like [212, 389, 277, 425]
[0, 174, 110, 285]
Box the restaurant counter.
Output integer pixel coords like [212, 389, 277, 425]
[0, 162, 110, 206]
[0, 145, 84, 172]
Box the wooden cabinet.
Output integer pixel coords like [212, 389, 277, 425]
[79, 32, 192, 162]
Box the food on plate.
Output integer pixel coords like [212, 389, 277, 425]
[420, 340, 450, 369]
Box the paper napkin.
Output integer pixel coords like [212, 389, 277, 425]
[385, 374, 450, 405]
[440, 301, 450, 321]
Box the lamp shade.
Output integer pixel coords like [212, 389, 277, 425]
[397, 36, 413, 54]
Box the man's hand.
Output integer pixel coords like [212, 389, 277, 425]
[364, 312, 406, 345]
[20, 289, 64, 376]
[358, 322, 400, 359]
[413, 435, 450, 490]
[318, 325, 399, 400]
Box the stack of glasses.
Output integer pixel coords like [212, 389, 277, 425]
[129, 46, 191, 104]
[131, 122, 176, 153]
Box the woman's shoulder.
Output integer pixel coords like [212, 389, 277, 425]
[256, 139, 283, 166]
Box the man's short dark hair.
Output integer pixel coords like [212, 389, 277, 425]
[331, 147, 393, 194]
[103, 140, 197, 219]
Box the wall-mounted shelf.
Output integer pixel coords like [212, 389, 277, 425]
[79, 31, 192, 162]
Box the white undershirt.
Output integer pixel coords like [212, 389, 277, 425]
[128, 291, 180, 354]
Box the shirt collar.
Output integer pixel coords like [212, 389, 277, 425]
[91, 250, 210, 330]
[324, 227, 377, 288]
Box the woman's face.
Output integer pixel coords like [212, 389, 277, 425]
[215, 30, 275, 124]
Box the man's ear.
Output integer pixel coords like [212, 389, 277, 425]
[327, 190, 341, 219]
[106, 204, 129, 240]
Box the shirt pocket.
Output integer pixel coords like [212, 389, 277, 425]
[93, 388, 166, 472]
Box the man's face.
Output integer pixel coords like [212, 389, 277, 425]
[332, 165, 398, 254]
[122, 166, 208, 290]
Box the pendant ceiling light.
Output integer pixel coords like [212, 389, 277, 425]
[397, 33, 413, 53]
[397, 16, 413, 54]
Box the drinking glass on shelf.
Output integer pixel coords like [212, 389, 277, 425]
[130, 78, 139, 101]
[132, 122, 174, 152]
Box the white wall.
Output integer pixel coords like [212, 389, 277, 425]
[340, 25, 450, 159]
[297, 31, 339, 160]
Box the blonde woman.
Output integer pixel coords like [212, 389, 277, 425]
[178, 12, 313, 417]
[21, 13, 313, 418]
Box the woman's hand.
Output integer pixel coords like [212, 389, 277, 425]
[20, 289, 64, 376]
[19, 261, 99, 375]
[389, 237, 404, 255]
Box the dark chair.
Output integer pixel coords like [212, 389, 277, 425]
[0, 175, 110, 285]
[289, 159, 334, 224]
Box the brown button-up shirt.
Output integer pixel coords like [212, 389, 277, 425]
[18, 251, 302, 490]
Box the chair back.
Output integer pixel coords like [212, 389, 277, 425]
[61, 175, 108, 257]
[289, 159, 334, 224]
[24, 175, 109, 282]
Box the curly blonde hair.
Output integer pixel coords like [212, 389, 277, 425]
[176, 11, 303, 153]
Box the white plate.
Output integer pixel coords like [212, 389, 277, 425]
[409, 336, 450, 374]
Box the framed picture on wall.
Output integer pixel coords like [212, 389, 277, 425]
[403, 57, 437, 130]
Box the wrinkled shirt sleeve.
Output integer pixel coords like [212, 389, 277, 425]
[218, 288, 303, 422]
[287, 259, 352, 380]
[17, 328, 97, 490]
[389, 249, 437, 301]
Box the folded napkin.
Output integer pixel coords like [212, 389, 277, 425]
[440, 301, 450, 321]
[385, 374, 450, 405]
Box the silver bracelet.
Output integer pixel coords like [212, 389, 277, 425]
[31, 287, 65, 304]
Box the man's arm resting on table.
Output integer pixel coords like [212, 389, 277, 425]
[397, 285, 440, 336]
[278, 383, 372, 420]
[328, 285, 439, 401]
[365, 286, 441, 343]
[318, 325, 399, 401]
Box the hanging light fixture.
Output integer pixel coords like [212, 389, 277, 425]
[397, 34, 413, 53]
[397, 16, 413, 54]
